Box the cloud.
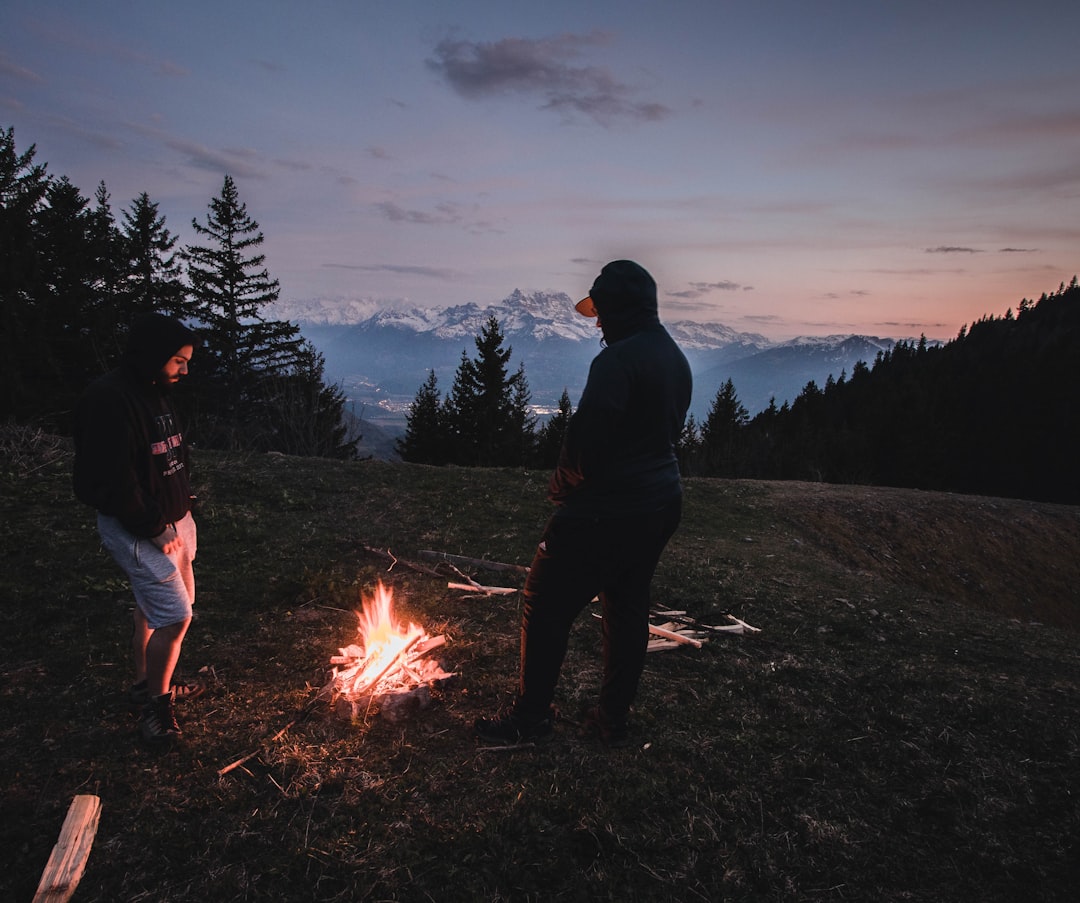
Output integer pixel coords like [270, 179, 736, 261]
[427, 32, 670, 125]
[926, 246, 982, 254]
[322, 263, 455, 279]
[823, 289, 872, 300]
[0, 53, 44, 83]
[670, 280, 749, 299]
[251, 58, 286, 74]
[375, 201, 462, 225]
[999, 247, 1037, 253]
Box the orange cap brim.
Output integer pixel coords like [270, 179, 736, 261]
[575, 295, 598, 317]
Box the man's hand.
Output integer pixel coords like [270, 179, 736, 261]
[151, 524, 183, 555]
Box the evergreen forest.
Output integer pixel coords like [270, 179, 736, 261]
[676, 282, 1080, 504]
[1, 127, 353, 458]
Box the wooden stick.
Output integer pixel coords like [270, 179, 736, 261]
[447, 582, 518, 595]
[218, 697, 321, 777]
[648, 623, 704, 648]
[419, 550, 530, 574]
[217, 720, 297, 777]
[359, 545, 442, 576]
[32, 794, 102, 903]
[723, 614, 762, 633]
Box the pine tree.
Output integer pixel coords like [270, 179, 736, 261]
[700, 378, 749, 476]
[398, 370, 447, 464]
[185, 174, 308, 449]
[1, 127, 51, 421]
[32, 176, 112, 422]
[536, 388, 573, 467]
[509, 362, 537, 466]
[676, 412, 703, 476]
[120, 191, 189, 319]
[443, 315, 529, 466]
[259, 344, 355, 458]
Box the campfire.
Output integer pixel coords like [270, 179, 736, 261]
[324, 582, 453, 722]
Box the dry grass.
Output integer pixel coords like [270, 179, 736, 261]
[1, 442, 1078, 902]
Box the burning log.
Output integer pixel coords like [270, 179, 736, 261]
[324, 582, 454, 722]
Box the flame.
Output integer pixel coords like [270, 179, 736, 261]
[334, 582, 424, 697]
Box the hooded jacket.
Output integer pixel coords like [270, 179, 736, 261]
[73, 314, 199, 537]
[549, 261, 692, 517]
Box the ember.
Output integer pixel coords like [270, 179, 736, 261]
[325, 582, 453, 721]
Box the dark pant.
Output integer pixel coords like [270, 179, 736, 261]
[517, 496, 682, 722]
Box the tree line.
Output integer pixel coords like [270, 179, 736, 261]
[680, 279, 1080, 504]
[1, 126, 353, 458]
[397, 315, 573, 468]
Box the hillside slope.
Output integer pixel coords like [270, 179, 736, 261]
[1, 439, 1077, 902]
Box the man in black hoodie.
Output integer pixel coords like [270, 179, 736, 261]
[476, 260, 692, 747]
[74, 313, 202, 744]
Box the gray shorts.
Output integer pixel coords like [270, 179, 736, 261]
[97, 511, 196, 629]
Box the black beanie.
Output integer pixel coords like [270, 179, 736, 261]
[587, 260, 658, 316]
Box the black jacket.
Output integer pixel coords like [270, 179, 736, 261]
[549, 262, 692, 517]
[73, 315, 197, 537]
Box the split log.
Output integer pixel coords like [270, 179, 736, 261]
[32, 794, 101, 903]
[651, 608, 762, 635]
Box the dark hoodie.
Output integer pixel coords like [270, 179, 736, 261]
[549, 261, 692, 517]
[73, 314, 199, 537]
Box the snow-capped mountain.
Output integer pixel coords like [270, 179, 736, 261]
[275, 291, 902, 437]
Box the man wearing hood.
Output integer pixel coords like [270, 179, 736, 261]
[476, 260, 692, 747]
[74, 312, 203, 745]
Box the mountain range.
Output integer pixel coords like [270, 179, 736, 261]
[276, 290, 904, 455]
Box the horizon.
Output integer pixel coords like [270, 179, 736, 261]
[272, 288, 965, 346]
[4, 1, 1078, 343]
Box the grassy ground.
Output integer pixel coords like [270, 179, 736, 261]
[2, 430, 1079, 902]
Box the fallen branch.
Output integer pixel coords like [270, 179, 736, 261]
[419, 550, 530, 574]
[359, 545, 442, 576]
[33, 794, 101, 903]
[476, 742, 538, 751]
[218, 697, 321, 777]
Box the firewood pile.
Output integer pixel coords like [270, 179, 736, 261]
[325, 633, 455, 723]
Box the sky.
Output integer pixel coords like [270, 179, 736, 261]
[3, 0, 1078, 341]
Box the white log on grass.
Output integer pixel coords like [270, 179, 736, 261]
[32, 794, 102, 903]
[447, 582, 518, 595]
